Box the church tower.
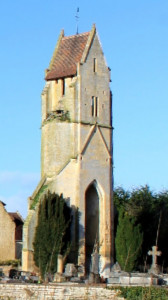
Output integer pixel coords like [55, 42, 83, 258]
[23, 24, 113, 275]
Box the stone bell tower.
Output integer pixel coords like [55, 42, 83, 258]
[23, 24, 114, 275]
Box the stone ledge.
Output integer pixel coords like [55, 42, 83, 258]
[0, 283, 123, 299]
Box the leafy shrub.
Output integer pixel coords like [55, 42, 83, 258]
[0, 259, 20, 267]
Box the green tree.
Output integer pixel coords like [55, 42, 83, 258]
[114, 186, 168, 270]
[33, 191, 71, 278]
[125, 186, 157, 266]
[115, 209, 143, 272]
[154, 191, 168, 268]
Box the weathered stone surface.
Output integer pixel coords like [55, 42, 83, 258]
[130, 274, 152, 285]
[64, 263, 77, 278]
[0, 202, 15, 260]
[54, 273, 66, 283]
[148, 246, 162, 275]
[0, 284, 123, 300]
[108, 276, 120, 284]
[23, 25, 113, 274]
[111, 262, 121, 273]
[108, 272, 159, 286]
[57, 254, 64, 274]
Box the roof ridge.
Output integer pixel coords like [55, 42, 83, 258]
[62, 32, 89, 40]
[81, 24, 96, 64]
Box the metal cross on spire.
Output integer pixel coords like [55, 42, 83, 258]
[75, 7, 79, 34]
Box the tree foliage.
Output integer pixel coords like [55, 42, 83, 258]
[33, 191, 71, 278]
[115, 209, 143, 271]
[114, 186, 168, 271]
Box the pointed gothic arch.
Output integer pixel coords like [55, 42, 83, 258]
[85, 180, 103, 275]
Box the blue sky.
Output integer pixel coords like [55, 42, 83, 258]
[0, 0, 168, 218]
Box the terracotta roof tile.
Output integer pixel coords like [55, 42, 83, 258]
[46, 32, 90, 80]
[8, 212, 24, 223]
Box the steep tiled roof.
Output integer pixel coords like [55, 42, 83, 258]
[9, 212, 24, 224]
[46, 32, 90, 80]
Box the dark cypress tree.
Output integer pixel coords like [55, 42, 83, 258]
[115, 209, 143, 272]
[33, 191, 71, 278]
[114, 186, 168, 270]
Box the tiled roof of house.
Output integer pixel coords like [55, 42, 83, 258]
[9, 212, 24, 224]
[45, 32, 90, 80]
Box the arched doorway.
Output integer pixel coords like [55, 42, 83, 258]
[85, 182, 99, 275]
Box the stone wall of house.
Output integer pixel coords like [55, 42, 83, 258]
[0, 203, 15, 260]
[0, 284, 123, 300]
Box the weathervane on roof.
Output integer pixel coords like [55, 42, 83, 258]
[75, 7, 79, 34]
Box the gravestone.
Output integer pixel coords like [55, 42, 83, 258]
[91, 251, 99, 275]
[108, 272, 159, 286]
[57, 254, 63, 274]
[89, 244, 100, 283]
[64, 263, 77, 279]
[148, 246, 161, 274]
[54, 254, 65, 282]
[108, 262, 122, 284]
[111, 262, 121, 273]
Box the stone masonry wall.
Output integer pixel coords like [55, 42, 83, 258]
[80, 34, 111, 126]
[0, 203, 15, 260]
[0, 284, 123, 300]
